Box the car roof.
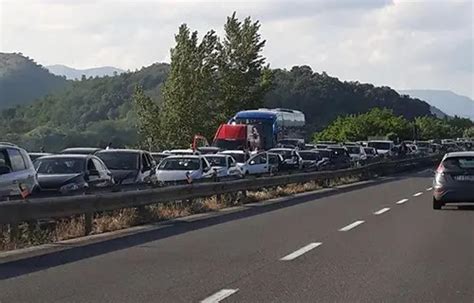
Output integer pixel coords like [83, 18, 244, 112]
[37, 154, 91, 160]
[62, 147, 101, 151]
[164, 155, 202, 159]
[97, 149, 144, 154]
[169, 149, 194, 152]
[220, 150, 246, 154]
[445, 151, 474, 158]
[368, 140, 393, 143]
[269, 148, 294, 151]
[204, 154, 227, 158]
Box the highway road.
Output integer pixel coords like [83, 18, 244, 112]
[0, 169, 472, 302]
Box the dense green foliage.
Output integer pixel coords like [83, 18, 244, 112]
[0, 53, 69, 109]
[464, 127, 474, 138]
[314, 109, 473, 142]
[264, 66, 432, 135]
[0, 63, 169, 151]
[155, 13, 270, 148]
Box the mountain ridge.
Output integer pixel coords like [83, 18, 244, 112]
[399, 89, 473, 120]
[47, 64, 125, 80]
[0, 52, 69, 109]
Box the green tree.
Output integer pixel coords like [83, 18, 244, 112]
[463, 127, 474, 138]
[133, 86, 160, 149]
[313, 108, 411, 142]
[159, 24, 218, 148]
[218, 12, 270, 119]
[415, 116, 456, 140]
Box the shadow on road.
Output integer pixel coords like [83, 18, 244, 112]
[0, 172, 425, 280]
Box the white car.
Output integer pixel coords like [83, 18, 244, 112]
[204, 154, 243, 179]
[0, 143, 39, 199]
[240, 152, 280, 176]
[367, 140, 395, 157]
[164, 149, 200, 156]
[219, 150, 250, 166]
[155, 155, 215, 185]
[345, 145, 367, 165]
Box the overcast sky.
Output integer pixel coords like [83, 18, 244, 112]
[1, 0, 473, 98]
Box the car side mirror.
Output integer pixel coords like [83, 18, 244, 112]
[0, 165, 12, 175]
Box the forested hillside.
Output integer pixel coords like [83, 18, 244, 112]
[0, 63, 169, 151]
[1, 61, 435, 151]
[265, 66, 432, 135]
[0, 53, 69, 109]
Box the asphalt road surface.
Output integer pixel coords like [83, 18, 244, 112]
[0, 170, 472, 303]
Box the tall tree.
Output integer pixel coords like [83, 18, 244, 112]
[218, 12, 271, 119]
[133, 86, 160, 149]
[159, 25, 219, 148]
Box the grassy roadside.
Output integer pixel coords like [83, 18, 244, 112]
[0, 176, 361, 252]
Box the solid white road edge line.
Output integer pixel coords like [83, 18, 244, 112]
[426, 187, 433, 191]
[413, 192, 423, 197]
[339, 220, 365, 232]
[373, 207, 390, 215]
[280, 242, 323, 261]
[201, 289, 239, 303]
[396, 198, 409, 204]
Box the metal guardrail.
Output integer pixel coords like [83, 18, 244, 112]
[0, 155, 441, 240]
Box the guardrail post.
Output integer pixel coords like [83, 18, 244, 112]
[84, 213, 93, 236]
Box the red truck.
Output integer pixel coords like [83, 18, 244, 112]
[212, 124, 264, 151]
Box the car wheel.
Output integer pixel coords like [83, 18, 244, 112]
[433, 197, 443, 210]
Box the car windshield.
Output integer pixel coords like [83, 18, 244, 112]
[223, 153, 246, 163]
[346, 146, 361, 154]
[36, 158, 85, 174]
[271, 150, 293, 159]
[205, 156, 227, 167]
[97, 152, 139, 170]
[299, 152, 320, 160]
[158, 158, 200, 171]
[443, 157, 474, 170]
[368, 142, 391, 150]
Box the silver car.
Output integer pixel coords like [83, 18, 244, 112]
[0, 143, 39, 199]
[433, 151, 474, 209]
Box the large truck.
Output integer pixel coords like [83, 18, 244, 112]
[213, 108, 305, 151]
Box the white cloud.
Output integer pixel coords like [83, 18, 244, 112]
[0, 0, 472, 98]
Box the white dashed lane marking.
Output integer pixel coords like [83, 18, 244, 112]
[374, 207, 390, 215]
[426, 187, 433, 191]
[396, 199, 409, 205]
[280, 242, 323, 261]
[413, 192, 423, 197]
[201, 289, 239, 303]
[339, 220, 365, 232]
